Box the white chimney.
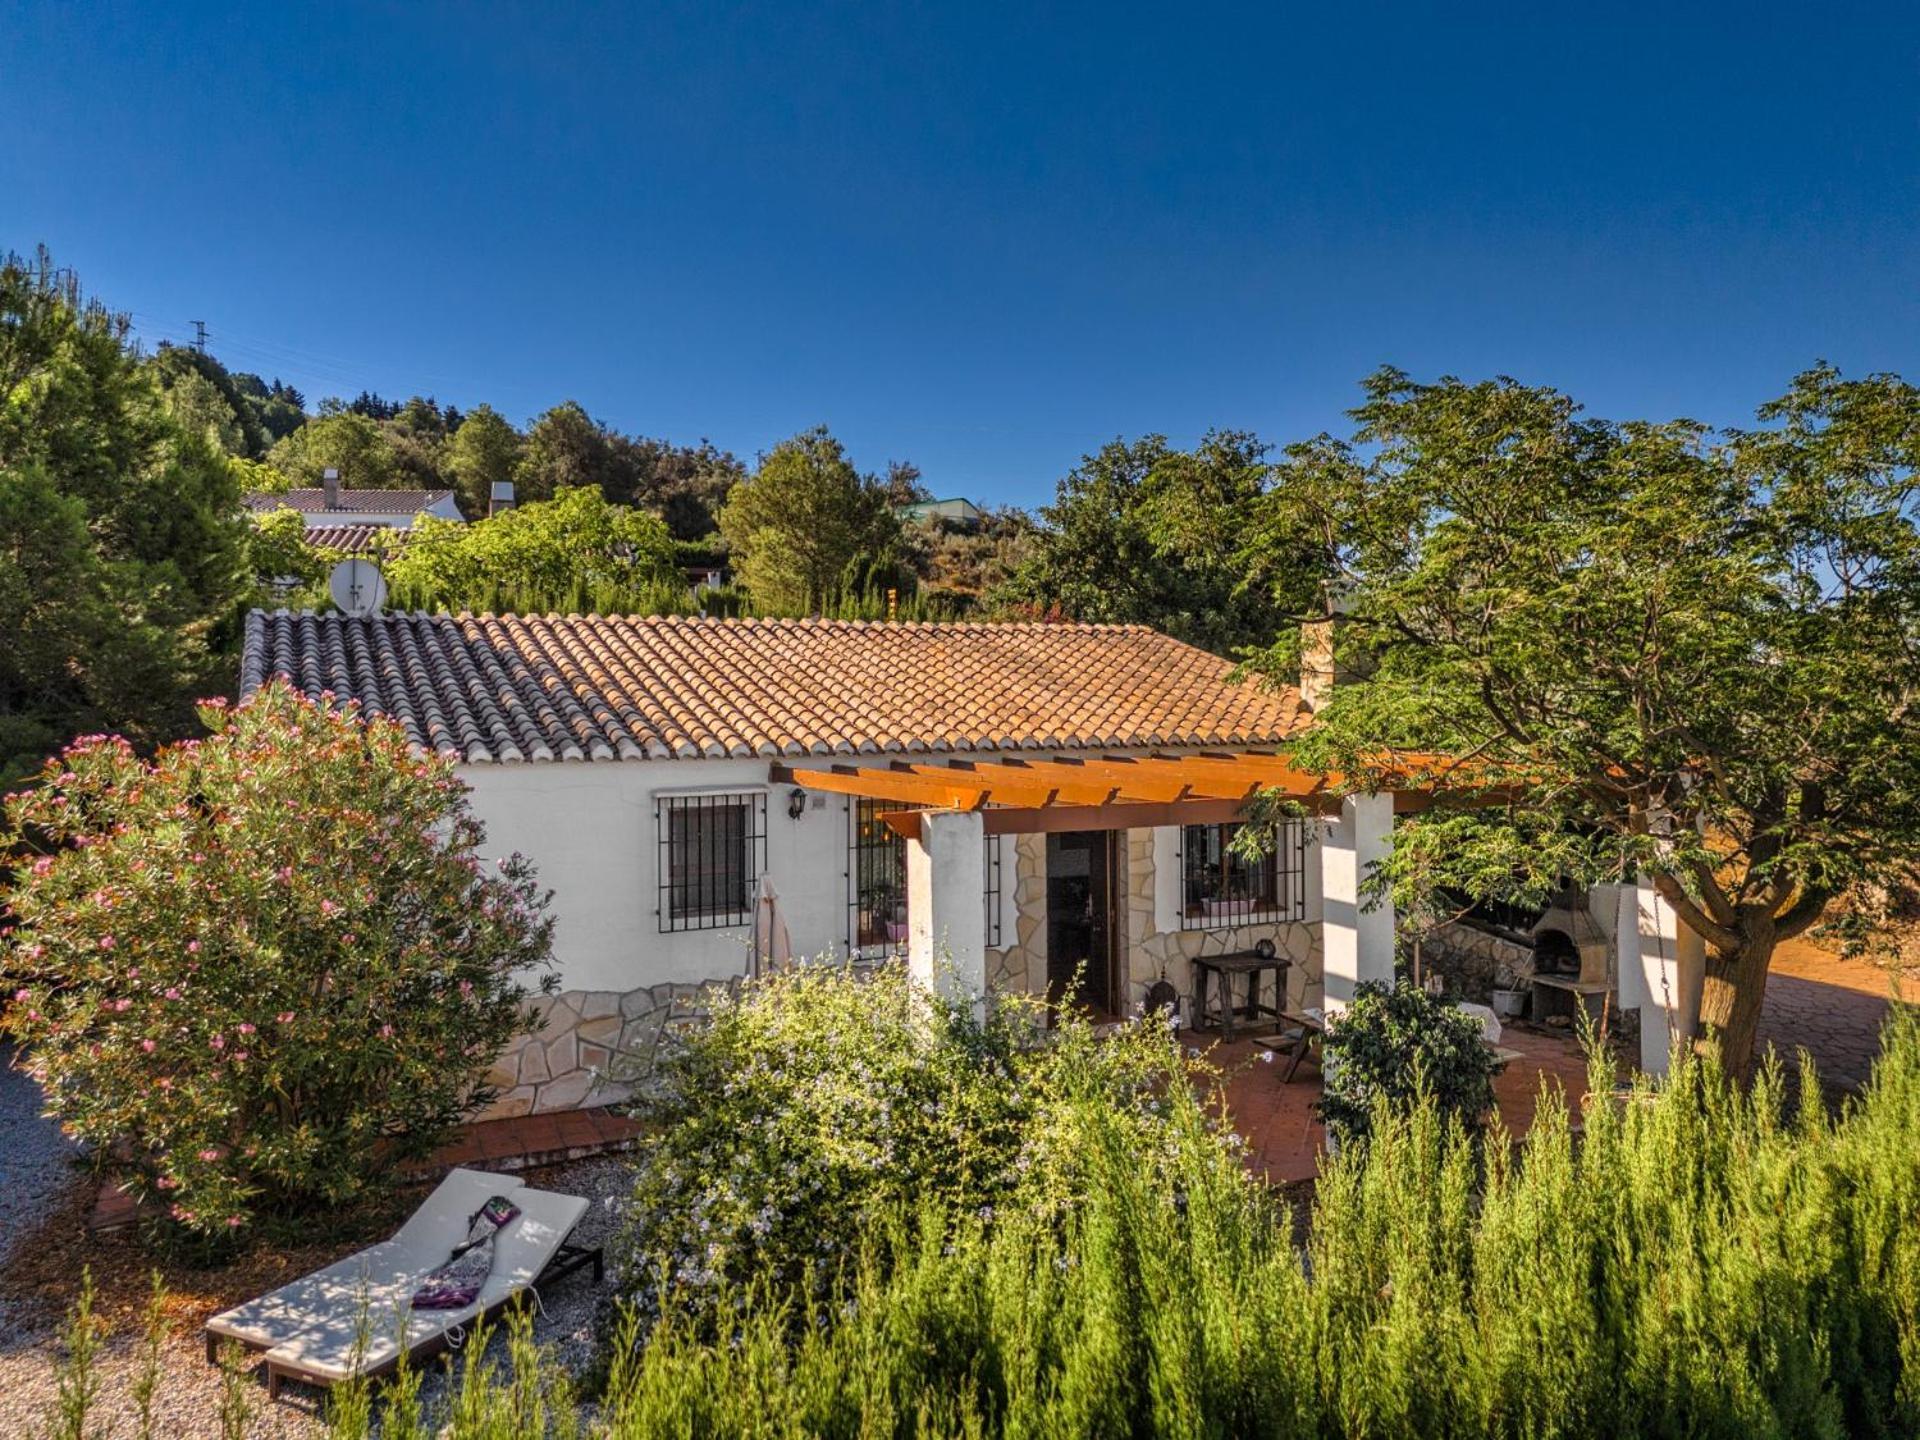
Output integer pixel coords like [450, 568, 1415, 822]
[321, 466, 341, 509]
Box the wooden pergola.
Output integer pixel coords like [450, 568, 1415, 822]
[769, 750, 1456, 836]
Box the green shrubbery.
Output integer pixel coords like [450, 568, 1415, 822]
[603, 963, 1208, 1337]
[1318, 980, 1498, 1147]
[306, 969, 1920, 1439]
[1, 681, 556, 1246]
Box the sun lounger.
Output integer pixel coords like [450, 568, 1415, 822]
[255, 1184, 595, 1398]
[203, 1167, 521, 1361]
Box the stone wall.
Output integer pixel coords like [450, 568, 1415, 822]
[481, 979, 728, 1117]
[1418, 920, 1535, 1002]
[986, 832, 1048, 996]
[1121, 830, 1321, 1015]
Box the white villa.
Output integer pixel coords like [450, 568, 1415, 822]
[239, 611, 1702, 1116]
[244, 471, 465, 552]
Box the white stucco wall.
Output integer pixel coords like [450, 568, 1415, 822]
[461, 756, 860, 995]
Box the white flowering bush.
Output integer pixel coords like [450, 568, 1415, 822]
[605, 963, 1228, 1340]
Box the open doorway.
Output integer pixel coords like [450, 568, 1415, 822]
[1046, 829, 1116, 1017]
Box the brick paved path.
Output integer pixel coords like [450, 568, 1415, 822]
[1753, 939, 1918, 1096]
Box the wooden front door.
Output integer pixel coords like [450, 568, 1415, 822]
[1046, 830, 1115, 1016]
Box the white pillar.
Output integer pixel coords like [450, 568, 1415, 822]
[1321, 792, 1396, 1011]
[1619, 876, 1707, 1076]
[906, 808, 987, 1018]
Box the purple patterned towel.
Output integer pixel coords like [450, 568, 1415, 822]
[411, 1195, 521, 1310]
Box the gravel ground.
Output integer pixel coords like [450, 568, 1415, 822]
[0, 1054, 632, 1439]
[0, 1043, 85, 1271]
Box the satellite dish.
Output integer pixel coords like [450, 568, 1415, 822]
[328, 557, 388, 617]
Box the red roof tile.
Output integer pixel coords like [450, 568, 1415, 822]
[239, 612, 1305, 765]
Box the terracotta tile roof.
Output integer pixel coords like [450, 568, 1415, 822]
[302, 524, 400, 554]
[239, 612, 1306, 765]
[244, 489, 454, 515]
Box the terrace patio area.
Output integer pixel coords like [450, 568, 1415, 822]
[1195, 1018, 1596, 1185]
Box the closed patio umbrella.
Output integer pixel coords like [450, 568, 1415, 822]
[749, 874, 792, 979]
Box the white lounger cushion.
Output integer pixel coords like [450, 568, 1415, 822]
[259, 1186, 590, 1382]
[206, 1168, 521, 1353]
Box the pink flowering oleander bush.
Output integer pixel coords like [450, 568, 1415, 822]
[0, 679, 555, 1246]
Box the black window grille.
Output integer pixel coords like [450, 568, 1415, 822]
[1179, 819, 1305, 930]
[984, 834, 1004, 948]
[848, 799, 1005, 954]
[658, 792, 766, 932]
[850, 797, 918, 954]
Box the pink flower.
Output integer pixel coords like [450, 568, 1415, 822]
[113, 998, 132, 1012]
[98, 936, 115, 950]
[276, 866, 293, 882]
[198, 1148, 220, 1162]
[237, 1022, 255, 1035]
[226, 1215, 243, 1228]
[141, 1039, 156, 1053]
[187, 940, 200, 954]
[156, 1176, 176, 1190]
[30, 857, 52, 876]
[379, 1024, 394, 1038]
[126, 967, 139, 979]
[164, 988, 181, 1000]
[12, 988, 28, 1003]
[209, 1034, 225, 1049]
[320, 899, 338, 916]
[233, 1050, 249, 1061]
[156, 1077, 171, 1090]
[458, 980, 473, 996]
[276, 1011, 294, 1024]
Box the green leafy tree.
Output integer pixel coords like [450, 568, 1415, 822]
[152, 360, 246, 456]
[516, 400, 612, 503]
[245, 507, 332, 603]
[442, 402, 524, 519]
[623, 434, 747, 541]
[0, 682, 556, 1242]
[1247, 365, 1920, 1075]
[717, 427, 901, 614]
[995, 431, 1289, 653]
[227, 372, 306, 446]
[266, 409, 399, 490]
[382, 394, 455, 490]
[383, 485, 683, 614]
[0, 249, 251, 783]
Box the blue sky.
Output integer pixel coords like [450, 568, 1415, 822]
[5, 2, 1916, 506]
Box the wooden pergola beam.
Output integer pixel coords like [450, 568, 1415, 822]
[906, 760, 1122, 806]
[772, 763, 992, 811]
[879, 795, 1269, 840]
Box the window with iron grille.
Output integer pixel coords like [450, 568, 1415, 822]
[848, 798, 1005, 954]
[983, 833, 1004, 948]
[1179, 819, 1305, 929]
[658, 792, 766, 932]
[850, 797, 918, 954]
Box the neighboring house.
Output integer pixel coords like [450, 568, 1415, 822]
[896, 496, 984, 529]
[244, 473, 464, 530]
[240, 612, 1692, 1115]
[301, 524, 398, 555]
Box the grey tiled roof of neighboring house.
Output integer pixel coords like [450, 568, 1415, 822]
[244, 489, 454, 514]
[302, 524, 399, 553]
[240, 611, 1306, 765]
